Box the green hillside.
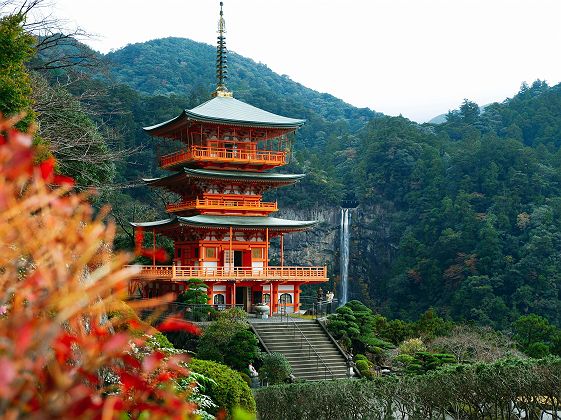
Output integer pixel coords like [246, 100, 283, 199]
[105, 37, 376, 148]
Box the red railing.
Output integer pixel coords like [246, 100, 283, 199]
[133, 265, 328, 282]
[159, 146, 286, 168]
[166, 198, 278, 213]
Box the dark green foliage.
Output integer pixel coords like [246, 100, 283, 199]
[188, 358, 256, 416]
[197, 309, 260, 371]
[353, 356, 373, 379]
[327, 300, 394, 355]
[346, 83, 561, 328]
[258, 353, 292, 385]
[161, 330, 199, 353]
[405, 352, 457, 375]
[511, 313, 561, 358]
[0, 13, 36, 132]
[177, 278, 209, 305]
[223, 330, 260, 372]
[254, 358, 561, 420]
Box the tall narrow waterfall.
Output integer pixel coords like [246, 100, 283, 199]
[339, 208, 351, 306]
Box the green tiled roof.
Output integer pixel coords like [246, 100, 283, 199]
[131, 215, 316, 231]
[143, 168, 305, 186]
[143, 96, 305, 132]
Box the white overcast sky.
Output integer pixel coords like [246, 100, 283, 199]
[49, 0, 561, 122]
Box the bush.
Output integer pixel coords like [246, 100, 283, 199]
[223, 329, 260, 371]
[355, 359, 372, 379]
[189, 358, 256, 416]
[399, 338, 426, 355]
[354, 354, 368, 362]
[254, 358, 561, 420]
[197, 309, 259, 371]
[259, 353, 292, 385]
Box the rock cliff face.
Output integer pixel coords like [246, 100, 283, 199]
[272, 204, 396, 305]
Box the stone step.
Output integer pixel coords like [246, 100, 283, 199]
[252, 320, 349, 382]
[291, 365, 348, 373]
[258, 336, 330, 342]
[291, 365, 346, 373]
[288, 358, 346, 364]
[265, 344, 338, 351]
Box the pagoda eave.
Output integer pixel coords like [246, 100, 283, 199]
[130, 215, 317, 233]
[143, 96, 306, 138]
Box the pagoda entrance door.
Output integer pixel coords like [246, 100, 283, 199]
[224, 250, 244, 270]
[234, 250, 243, 268]
[235, 286, 250, 311]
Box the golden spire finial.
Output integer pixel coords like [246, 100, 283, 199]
[212, 1, 233, 98]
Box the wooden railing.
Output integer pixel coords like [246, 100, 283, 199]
[166, 198, 278, 213]
[159, 146, 286, 168]
[133, 265, 328, 282]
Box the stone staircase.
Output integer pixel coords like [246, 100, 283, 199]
[251, 320, 350, 381]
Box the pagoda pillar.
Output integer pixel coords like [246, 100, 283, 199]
[207, 284, 212, 305]
[265, 228, 269, 268]
[231, 282, 236, 308]
[152, 228, 156, 267]
[272, 282, 278, 314]
[280, 233, 284, 267]
[294, 283, 301, 313]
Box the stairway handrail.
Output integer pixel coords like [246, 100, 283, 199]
[249, 323, 271, 354]
[286, 316, 334, 380]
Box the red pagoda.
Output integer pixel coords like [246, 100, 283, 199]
[129, 2, 328, 314]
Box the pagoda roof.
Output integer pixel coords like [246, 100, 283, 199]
[130, 214, 316, 231]
[143, 96, 305, 134]
[143, 168, 305, 187]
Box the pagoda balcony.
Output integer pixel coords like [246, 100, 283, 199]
[166, 198, 278, 214]
[131, 265, 328, 283]
[159, 146, 286, 169]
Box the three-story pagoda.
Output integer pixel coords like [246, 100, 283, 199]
[129, 2, 328, 314]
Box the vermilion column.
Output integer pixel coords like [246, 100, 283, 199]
[294, 283, 300, 313]
[272, 282, 278, 314]
[206, 283, 212, 305]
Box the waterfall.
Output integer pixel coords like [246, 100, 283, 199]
[339, 208, 351, 306]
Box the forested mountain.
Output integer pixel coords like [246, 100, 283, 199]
[346, 83, 561, 328]
[106, 37, 376, 149]
[21, 30, 561, 330]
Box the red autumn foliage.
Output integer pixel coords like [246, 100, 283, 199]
[0, 116, 197, 418]
[158, 316, 203, 335]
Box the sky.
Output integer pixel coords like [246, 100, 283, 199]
[49, 0, 561, 122]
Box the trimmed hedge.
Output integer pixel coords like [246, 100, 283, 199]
[254, 357, 561, 420]
[189, 358, 256, 416]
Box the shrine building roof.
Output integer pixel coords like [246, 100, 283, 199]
[130, 214, 317, 231]
[143, 96, 305, 133]
[143, 168, 305, 186]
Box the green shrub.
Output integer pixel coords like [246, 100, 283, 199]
[239, 372, 251, 387]
[399, 338, 426, 355]
[197, 309, 259, 371]
[526, 341, 550, 358]
[393, 353, 415, 366]
[259, 352, 292, 385]
[223, 329, 260, 372]
[254, 358, 561, 420]
[177, 278, 209, 305]
[355, 359, 372, 379]
[189, 358, 256, 416]
[354, 354, 368, 362]
[147, 332, 174, 349]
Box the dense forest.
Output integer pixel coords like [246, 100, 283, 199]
[6, 18, 561, 332]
